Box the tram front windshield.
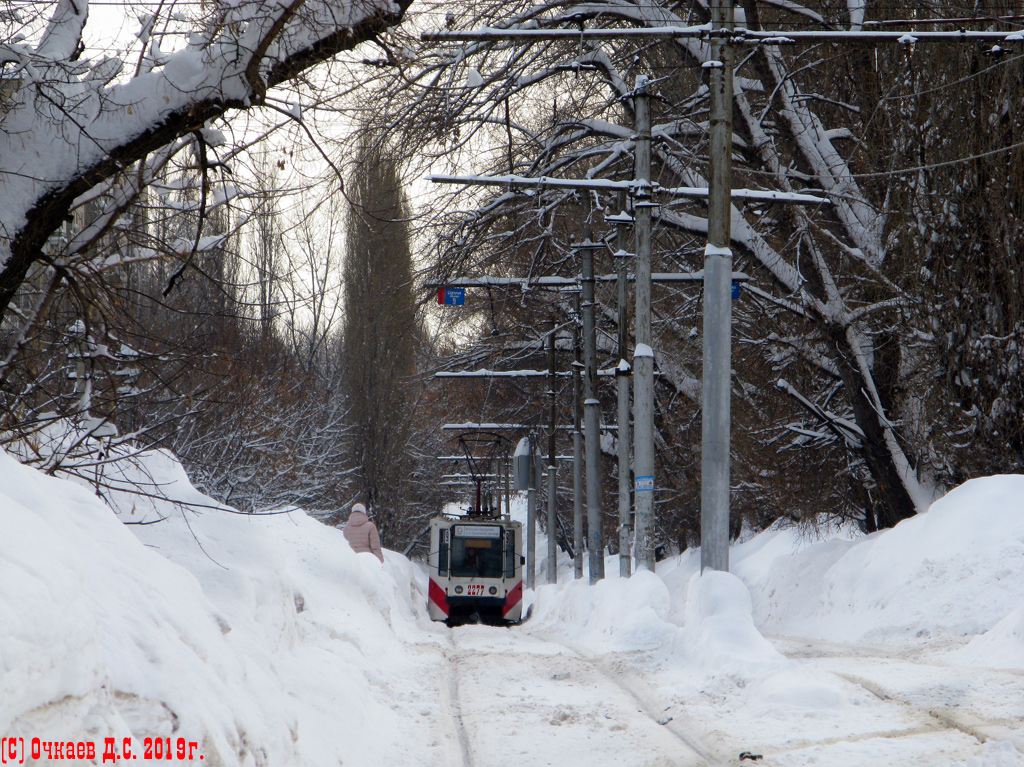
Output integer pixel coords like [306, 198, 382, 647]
[450, 537, 504, 578]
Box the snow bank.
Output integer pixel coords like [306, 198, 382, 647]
[652, 571, 852, 727]
[732, 475, 1024, 649]
[0, 446, 439, 766]
[521, 473, 1023, 682]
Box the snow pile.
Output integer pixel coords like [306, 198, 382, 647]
[0, 446, 438, 766]
[952, 606, 1024, 670]
[732, 475, 1024, 647]
[674, 570, 789, 679]
[662, 571, 859, 726]
[531, 560, 851, 725]
[529, 570, 676, 653]
[527, 534, 811, 678]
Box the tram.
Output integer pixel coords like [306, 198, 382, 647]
[428, 430, 525, 624]
[426, 513, 524, 624]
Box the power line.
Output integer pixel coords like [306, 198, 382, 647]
[852, 139, 1024, 179]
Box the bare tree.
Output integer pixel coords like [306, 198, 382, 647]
[248, 148, 286, 344]
[281, 193, 345, 373]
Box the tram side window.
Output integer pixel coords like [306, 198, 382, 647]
[439, 530, 450, 577]
[451, 538, 503, 578]
[504, 529, 515, 578]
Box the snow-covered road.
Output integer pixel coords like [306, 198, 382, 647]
[770, 636, 1024, 761]
[444, 625, 707, 767]
[405, 623, 1023, 767]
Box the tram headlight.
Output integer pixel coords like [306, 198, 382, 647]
[454, 585, 464, 594]
[489, 586, 498, 595]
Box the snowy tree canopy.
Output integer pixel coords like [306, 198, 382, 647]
[0, 0, 410, 319]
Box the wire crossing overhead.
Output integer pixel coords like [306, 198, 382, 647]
[429, 174, 832, 206]
[427, 272, 750, 289]
[436, 369, 628, 378]
[423, 25, 1024, 45]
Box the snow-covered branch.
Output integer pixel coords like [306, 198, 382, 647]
[0, 0, 410, 320]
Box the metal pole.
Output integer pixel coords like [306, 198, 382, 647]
[701, 0, 734, 573]
[633, 75, 657, 572]
[547, 316, 558, 584]
[581, 200, 605, 584]
[615, 189, 632, 578]
[572, 292, 584, 580]
[527, 432, 537, 589]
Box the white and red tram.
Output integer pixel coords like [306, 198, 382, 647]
[426, 515, 524, 624]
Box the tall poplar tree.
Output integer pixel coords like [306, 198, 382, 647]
[340, 138, 418, 545]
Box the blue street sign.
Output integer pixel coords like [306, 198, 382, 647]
[731, 281, 741, 300]
[438, 287, 466, 306]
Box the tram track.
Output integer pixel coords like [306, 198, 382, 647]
[772, 637, 1024, 743]
[590, 652, 991, 766]
[739, 675, 1007, 764]
[587, 656, 725, 767]
[442, 648, 476, 767]
[834, 671, 1024, 751]
[762, 636, 1024, 762]
[445, 625, 711, 767]
[529, 629, 1023, 766]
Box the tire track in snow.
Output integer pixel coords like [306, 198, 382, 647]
[836, 672, 1024, 751]
[593, 651, 986, 765]
[773, 638, 1024, 738]
[441, 647, 475, 767]
[517, 630, 723, 766]
[767, 636, 1024, 759]
[749, 674, 1017, 765]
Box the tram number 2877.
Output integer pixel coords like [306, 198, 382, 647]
[427, 517, 524, 624]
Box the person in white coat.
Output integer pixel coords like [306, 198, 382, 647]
[343, 503, 384, 562]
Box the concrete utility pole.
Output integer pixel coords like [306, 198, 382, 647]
[572, 292, 584, 580]
[633, 75, 656, 572]
[614, 189, 632, 578]
[580, 203, 605, 583]
[504, 450, 511, 519]
[701, 0, 735, 573]
[547, 317, 558, 584]
[527, 432, 537, 589]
